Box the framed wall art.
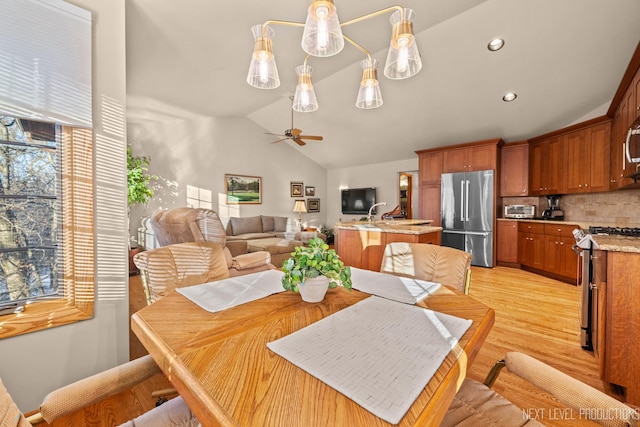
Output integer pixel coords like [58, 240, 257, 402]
[225, 174, 262, 204]
[307, 198, 320, 213]
[305, 186, 315, 196]
[290, 181, 303, 197]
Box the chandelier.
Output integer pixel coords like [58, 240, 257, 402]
[246, 1, 422, 112]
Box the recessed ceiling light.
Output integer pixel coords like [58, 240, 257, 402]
[502, 92, 517, 102]
[488, 38, 505, 51]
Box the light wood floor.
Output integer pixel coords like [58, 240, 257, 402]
[42, 267, 612, 426]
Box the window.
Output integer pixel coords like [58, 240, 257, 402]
[0, 117, 94, 338]
[0, 0, 94, 338]
[1, 118, 58, 302]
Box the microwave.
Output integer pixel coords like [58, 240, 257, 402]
[625, 116, 640, 164]
[504, 205, 535, 219]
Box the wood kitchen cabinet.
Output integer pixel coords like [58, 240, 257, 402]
[529, 136, 563, 195]
[497, 220, 518, 264]
[418, 151, 443, 185]
[609, 49, 640, 189]
[610, 106, 630, 190]
[517, 222, 545, 270]
[419, 184, 441, 227]
[563, 122, 611, 193]
[416, 138, 501, 226]
[442, 140, 500, 173]
[500, 142, 529, 196]
[517, 221, 577, 282]
[543, 223, 579, 281]
[597, 250, 640, 406]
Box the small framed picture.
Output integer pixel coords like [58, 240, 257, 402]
[305, 186, 315, 196]
[290, 182, 303, 197]
[307, 198, 320, 213]
[225, 174, 262, 204]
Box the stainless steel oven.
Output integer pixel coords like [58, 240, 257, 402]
[575, 226, 640, 350]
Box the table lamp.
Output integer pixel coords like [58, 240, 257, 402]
[292, 199, 307, 231]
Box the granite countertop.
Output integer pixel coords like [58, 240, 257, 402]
[498, 218, 640, 253]
[591, 235, 640, 253]
[497, 217, 590, 229]
[334, 220, 442, 235]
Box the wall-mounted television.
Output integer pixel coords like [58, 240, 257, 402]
[341, 187, 377, 215]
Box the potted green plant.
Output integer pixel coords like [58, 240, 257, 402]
[127, 145, 157, 273]
[127, 145, 156, 210]
[281, 237, 352, 303]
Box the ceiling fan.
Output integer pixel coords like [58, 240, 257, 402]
[266, 96, 323, 146]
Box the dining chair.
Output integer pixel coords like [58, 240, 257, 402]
[441, 351, 637, 427]
[379, 242, 472, 294]
[134, 241, 233, 305]
[148, 207, 274, 275]
[1, 355, 198, 426]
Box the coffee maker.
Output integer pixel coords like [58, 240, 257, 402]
[542, 195, 564, 220]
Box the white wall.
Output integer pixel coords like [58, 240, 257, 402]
[0, 0, 130, 411]
[127, 99, 328, 234]
[326, 158, 419, 225]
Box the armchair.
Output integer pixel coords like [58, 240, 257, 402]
[442, 352, 637, 427]
[149, 207, 274, 276]
[379, 242, 472, 295]
[2, 355, 198, 426]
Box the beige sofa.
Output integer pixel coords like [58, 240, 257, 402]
[226, 215, 326, 267]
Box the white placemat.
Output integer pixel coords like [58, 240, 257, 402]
[350, 267, 441, 304]
[177, 269, 285, 312]
[267, 296, 472, 424]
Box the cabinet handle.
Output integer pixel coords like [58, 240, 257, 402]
[585, 183, 588, 187]
[560, 242, 564, 245]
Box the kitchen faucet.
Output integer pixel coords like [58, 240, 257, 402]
[367, 202, 387, 222]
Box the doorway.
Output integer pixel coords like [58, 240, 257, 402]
[399, 171, 418, 219]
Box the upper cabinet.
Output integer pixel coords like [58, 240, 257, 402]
[416, 139, 501, 223]
[610, 60, 640, 189]
[500, 142, 529, 196]
[529, 136, 563, 196]
[442, 141, 500, 173]
[529, 118, 611, 196]
[563, 122, 611, 193]
[418, 150, 443, 185]
[608, 42, 640, 189]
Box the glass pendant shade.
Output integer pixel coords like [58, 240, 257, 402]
[301, 0, 344, 57]
[384, 8, 422, 80]
[247, 25, 280, 89]
[356, 59, 383, 109]
[293, 65, 319, 112]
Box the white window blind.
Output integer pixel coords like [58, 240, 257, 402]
[0, 0, 92, 127]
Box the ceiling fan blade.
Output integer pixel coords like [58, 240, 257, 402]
[270, 137, 289, 144]
[291, 128, 302, 137]
[298, 135, 323, 140]
[293, 138, 306, 146]
[265, 132, 286, 137]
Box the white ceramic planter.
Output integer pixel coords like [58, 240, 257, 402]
[298, 276, 330, 303]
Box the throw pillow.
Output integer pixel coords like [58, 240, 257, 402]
[273, 216, 288, 232]
[230, 216, 263, 235]
[261, 215, 275, 232]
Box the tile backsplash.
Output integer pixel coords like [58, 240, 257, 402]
[502, 188, 640, 227]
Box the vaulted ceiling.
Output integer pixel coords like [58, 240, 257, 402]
[125, 0, 640, 169]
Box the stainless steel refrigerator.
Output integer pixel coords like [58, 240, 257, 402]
[440, 170, 494, 267]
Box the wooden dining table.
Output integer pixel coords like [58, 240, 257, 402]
[131, 280, 494, 427]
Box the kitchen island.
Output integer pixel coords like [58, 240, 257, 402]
[335, 220, 442, 271]
[590, 234, 640, 407]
